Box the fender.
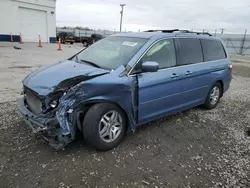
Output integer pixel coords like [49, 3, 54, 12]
[56, 73, 138, 141]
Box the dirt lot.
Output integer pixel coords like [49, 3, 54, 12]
[0, 42, 83, 103]
[0, 42, 250, 188]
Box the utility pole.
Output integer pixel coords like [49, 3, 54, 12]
[220, 28, 225, 34]
[240, 29, 247, 55]
[120, 4, 126, 32]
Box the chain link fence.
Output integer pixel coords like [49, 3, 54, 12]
[57, 28, 250, 55]
[56, 28, 121, 38]
[215, 31, 250, 55]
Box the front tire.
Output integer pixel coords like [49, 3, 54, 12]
[82, 103, 126, 151]
[203, 82, 222, 110]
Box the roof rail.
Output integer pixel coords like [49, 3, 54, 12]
[144, 29, 212, 36]
[145, 29, 179, 33]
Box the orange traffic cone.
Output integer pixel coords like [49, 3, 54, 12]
[57, 37, 62, 51]
[38, 35, 42, 47]
[19, 33, 23, 44]
[10, 33, 13, 42]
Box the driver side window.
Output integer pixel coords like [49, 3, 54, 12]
[132, 39, 176, 73]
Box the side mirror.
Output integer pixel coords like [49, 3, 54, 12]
[141, 61, 159, 72]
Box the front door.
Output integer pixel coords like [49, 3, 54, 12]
[130, 38, 184, 124]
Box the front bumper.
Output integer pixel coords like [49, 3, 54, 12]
[19, 96, 57, 132]
[18, 96, 71, 149]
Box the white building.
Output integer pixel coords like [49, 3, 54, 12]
[0, 0, 56, 43]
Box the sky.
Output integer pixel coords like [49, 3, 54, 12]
[56, 0, 250, 33]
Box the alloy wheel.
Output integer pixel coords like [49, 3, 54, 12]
[99, 110, 123, 143]
[210, 86, 220, 105]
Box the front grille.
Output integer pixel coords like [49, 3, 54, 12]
[24, 86, 43, 114]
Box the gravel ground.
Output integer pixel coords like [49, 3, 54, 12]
[0, 45, 250, 187]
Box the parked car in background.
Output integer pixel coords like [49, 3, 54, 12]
[56, 32, 75, 44]
[19, 29, 232, 151]
[74, 33, 105, 46]
[81, 34, 105, 47]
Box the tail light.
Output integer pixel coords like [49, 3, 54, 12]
[229, 64, 232, 72]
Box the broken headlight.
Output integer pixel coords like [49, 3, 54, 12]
[50, 100, 58, 108]
[43, 91, 65, 112]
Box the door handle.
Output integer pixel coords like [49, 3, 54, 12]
[171, 73, 179, 78]
[185, 71, 193, 75]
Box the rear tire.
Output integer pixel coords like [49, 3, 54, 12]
[203, 82, 222, 110]
[82, 103, 126, 151]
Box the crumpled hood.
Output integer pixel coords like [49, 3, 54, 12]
[23, 60, 109, 96]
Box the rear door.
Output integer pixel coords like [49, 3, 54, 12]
[200, 39, 230, 90]
[132, 38, 184, 124]
[176, 38, 207, 108]
[176, 37, 227, 109]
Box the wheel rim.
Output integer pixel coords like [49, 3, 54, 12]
[210, 86, 220, 105]
[99, 110, 123, 143]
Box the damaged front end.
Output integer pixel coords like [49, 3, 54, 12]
[19, 73, 106, 150]
[19, 93, 68, 150]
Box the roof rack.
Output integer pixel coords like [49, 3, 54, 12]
[145, 29, 179, 33]
[144, 29, 212, 36]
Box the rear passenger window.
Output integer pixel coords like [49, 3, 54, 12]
[178, 38, 203, 65]
[201, 39, 226, 61]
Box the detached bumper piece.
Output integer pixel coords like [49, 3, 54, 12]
[19, 97, 72, 150]
[41, 128, 71, 150]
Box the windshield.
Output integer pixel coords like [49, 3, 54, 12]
[76, 36, 148, 70]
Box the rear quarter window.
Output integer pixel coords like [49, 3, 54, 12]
[178, 38, 203, 65]
[201, 39, 226, 61]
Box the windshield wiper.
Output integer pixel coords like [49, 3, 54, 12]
[75, 55, 80, 63]
[80, 59, 100, 68]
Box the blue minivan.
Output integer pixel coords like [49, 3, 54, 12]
[19, 30, 232, 150]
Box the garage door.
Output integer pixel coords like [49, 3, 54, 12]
[19, 7, 47, 42]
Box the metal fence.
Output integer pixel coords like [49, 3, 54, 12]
[56, 28, 121, 38]
[57, 28, 250, 55]
[215, 32, 250, 55]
